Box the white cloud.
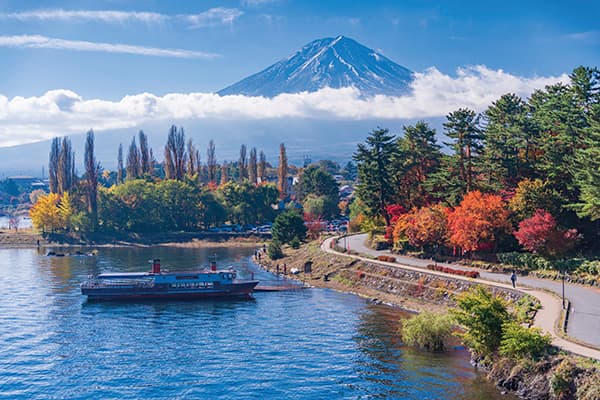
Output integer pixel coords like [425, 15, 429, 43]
[0, 66, 568, 147]
[185, 8, 244, 28]
[0, 8, 243, 28]
[0, 9, 167, 24]
[0, 35, 219, 59]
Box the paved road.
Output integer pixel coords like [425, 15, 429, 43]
[343, 234, 600, 349]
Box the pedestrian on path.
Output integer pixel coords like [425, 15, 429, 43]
[510, 271, 517, 288]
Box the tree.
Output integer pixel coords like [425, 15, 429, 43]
[342, 160, 357, 181]
[442, 108, 483, 194]
[514, 209, 578, 259]
[207, 139, 217, 185]
[509, 178, 562, 221]
[49, 137, 60, 193]
[58, 191, 75, 231]
[139, 130, 151, 175]
[277, 143, 288, 199]
[400, 311, 454, 352]
[353, 128, 396, 225]
[298, 165, 339, 219]
[126, 137, 141, 180]
[117, 143, 124, 184]
[481, 93, 535, 190]
[451, 286, 510, 357]
[164, 125, 186, 180]
[393, 121, 442, 208]
[220, 162, 229, 185]
[499, 322, 551, 360]
[572, 104, 600, 220]
[447, 191, 510, 254]
[238, 144, 248, 181]
[57, 137, 75, 194]
[393, 204, 448, 251]
[30, 192, 62, 233]
[187, 138, 200, 178]
[84, 130, 99, 231]
[249, 147, 258, 184]
[272, 210, 307, 244]
[258, 150, 267, 183]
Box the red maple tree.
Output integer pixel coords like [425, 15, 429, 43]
[447, 191, 510, 254]
[514, 209, 578, 258]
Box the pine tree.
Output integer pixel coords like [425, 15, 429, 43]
[444, 108, 483, 194]
[481, 94, 535, 190]
[277, 143, 288, 199]
[393, 121, 441, 208]
[353, 128, 396, 225]
[572, 105, 600, 220]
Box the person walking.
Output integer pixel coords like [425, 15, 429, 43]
[510, 271, 517, 288]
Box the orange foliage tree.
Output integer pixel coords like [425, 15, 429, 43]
[393, 204, 448, 250]
[447, 191, 510, 254]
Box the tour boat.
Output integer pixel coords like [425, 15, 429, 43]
[81, 259, 258, 301]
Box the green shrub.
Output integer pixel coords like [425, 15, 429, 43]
[499, 322, 551, 360]
[268, 240, 284, 260]
[290, 237, 301, 249]
[400, 312, 454, 352]
[451, 286, 510, 356]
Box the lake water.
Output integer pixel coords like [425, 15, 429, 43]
[0, 246, 514, 399]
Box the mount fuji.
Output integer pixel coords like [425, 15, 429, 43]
[218, 35, 414, 97]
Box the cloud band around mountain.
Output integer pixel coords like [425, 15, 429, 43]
[0, 66, 567, 147]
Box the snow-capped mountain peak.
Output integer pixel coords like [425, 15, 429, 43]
[218, 36, 413, 97]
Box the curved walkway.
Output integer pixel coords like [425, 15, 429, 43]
[322, 235, 600, 361]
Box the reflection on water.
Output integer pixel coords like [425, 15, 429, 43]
[0, 246, 515, 399]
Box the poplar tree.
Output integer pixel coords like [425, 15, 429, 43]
[187, 139, 200, 177]
[49, 137, 60, 193]
[207, 140, 217, 185]
[249, 147, 258, 184]
[117, 143, 124, 184]
[238, 144, 248, 181]
[277, 143, 288, 199]
[84, 130, 99, 230]
[57, 137, 75, 195]
[164, 125, 186, 180]
[258, 150, 267, 184]
[126, 137, 141, 180]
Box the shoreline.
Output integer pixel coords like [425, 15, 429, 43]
[0, 230, 269, 249]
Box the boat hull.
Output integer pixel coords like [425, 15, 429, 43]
[82, 281, 258, 301]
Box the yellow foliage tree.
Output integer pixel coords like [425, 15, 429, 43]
[29, 193, 62, 233]
[58, 192, 74, 231]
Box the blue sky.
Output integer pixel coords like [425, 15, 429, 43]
[0, 0, 597, 150]
[0, 0, 598, 99]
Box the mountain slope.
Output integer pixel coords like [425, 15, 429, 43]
[218, 36, 413, 97]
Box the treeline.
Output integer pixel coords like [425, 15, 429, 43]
[31, 128, 292, 234]
[352, 66, 600, 261]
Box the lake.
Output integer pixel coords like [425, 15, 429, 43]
[0, 246, 514, 399]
